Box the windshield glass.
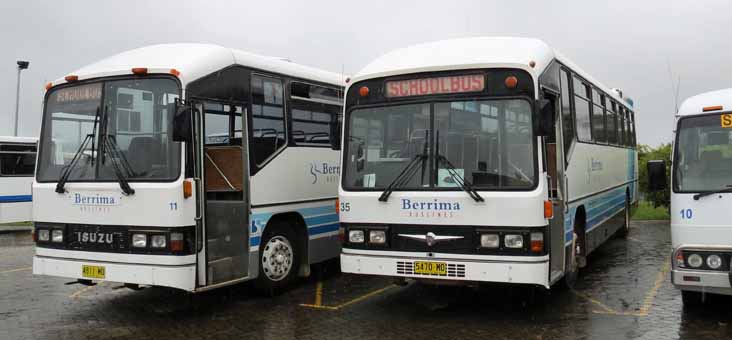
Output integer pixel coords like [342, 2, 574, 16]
[37, 78, 181, 182]
[674, 114, 732, 192]
[343, 99, 536, 190]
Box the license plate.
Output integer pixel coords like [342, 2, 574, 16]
[82, 265, 105, 279]
[414, 261, 447, 275]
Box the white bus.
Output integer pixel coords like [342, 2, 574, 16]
[0, 136, 37, 224]
[339, 37, 638, 289]
[650, 88, 732, 304]
[32, 44, 345, 293]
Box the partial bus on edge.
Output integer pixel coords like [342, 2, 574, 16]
[650, 88, 732, 304]
[338, 37, 638, 289]
[33, 44, 344, 292]
[0, 136, 37, 224]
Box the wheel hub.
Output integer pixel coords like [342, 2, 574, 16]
[261, 236, 293, 282]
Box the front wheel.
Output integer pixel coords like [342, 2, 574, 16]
[256, 223, 300, 295]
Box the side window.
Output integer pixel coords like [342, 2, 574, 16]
[616, 103, 625, 146]
[591, 88, 605, 143]
[573, 77, 592, 142]
[604, 96, 617, 145]
[559, 69, 575, 159]
[624, 108, 632, 147]
[630, 111, 637, 147]
[0, 144, 37, 176]
[290, 82, 343, 146]
[251, 75, 285, 165]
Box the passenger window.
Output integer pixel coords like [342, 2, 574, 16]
[559, 69, 574, 159]
[251, 75, 285, 165]
[0, 144, 36, 176]
[616, 103, 625, 146]
[573, 79, 592, 142]
[605, 96, 617, 145]
[290, 83, 342, 146]
[591, 88, 605, 143]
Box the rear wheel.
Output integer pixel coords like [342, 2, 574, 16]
[616, 195, 631, 238]
[256, 222, 300, 295]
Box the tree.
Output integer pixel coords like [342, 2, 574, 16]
[637, 143, 671, 208]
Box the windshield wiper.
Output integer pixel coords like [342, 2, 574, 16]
[436, 154, 484, 202]
[98, 106, 135, 196]
[55, 134, 94, 194]
[378, 131, 429, 202]
[693, 185, 732, 200]
[55, 107, 101, 194]
[435, 131, 483, 202]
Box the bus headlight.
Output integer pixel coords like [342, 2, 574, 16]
[480, 234, 499, 248]
[687, 253, 703, 268]
[150, 235, 167, 248]
[504, 234, 523, 248]
[706, 254, 722, 269]
[132, 234, 147, 248]
[369, 230, 386, 244]
[51, 230, 64, 243]
[37, 229, 50, 242]
[349, 230, 365, 243]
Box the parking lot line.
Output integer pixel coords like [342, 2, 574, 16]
[574, 260, 671, 317]
[638, 260, 671, 316]
[300, 284, 397, 311]
[69, 281, 104, 299]
[0, 266, 31, 274]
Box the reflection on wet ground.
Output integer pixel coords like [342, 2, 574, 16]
[1, 221, 730, 340]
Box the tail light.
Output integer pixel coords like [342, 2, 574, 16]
[335, 198, 340, 216]
[170, 233, 184, 252]
[530, 232, 544, 253]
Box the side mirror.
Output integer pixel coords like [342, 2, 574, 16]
[534, 99, 554, 137]
[647, 160, 667, 192]
[172, 103, 193, 143]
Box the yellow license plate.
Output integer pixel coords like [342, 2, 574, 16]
[82, 265, 105, 279]
[414, 261, 447, 275]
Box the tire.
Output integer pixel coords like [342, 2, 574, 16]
[681, 290, 703, 307]
[255, 222, 301, 295]
[616, 195, 631, 238]
[574, 212, 588, 269]
[561, 232, 579, 289]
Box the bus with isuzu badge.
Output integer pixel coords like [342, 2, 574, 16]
[32, 44, 345, 292]
[339, 37, 638, 289]
[0, 136, 37, 224]
[649, 88, 732, 304]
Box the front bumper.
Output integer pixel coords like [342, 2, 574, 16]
[671, 268, 732, 296]
[33, 255, 196, 291]
[341, 252, 549, 288]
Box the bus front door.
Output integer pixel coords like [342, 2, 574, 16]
[545, 93, 567, 285]
[194, 100, 251, 288]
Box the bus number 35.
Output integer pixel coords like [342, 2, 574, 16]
[340, 202, 351, 212]
[680, 208, 692, 219]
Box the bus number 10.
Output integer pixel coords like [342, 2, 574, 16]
[680, 209, 692, 220]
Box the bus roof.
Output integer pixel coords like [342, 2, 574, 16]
[50, 43, 345, 88]
[678, 88, 732, 117]
[352, 37, 631, 109]
[0, 136, 37, 144]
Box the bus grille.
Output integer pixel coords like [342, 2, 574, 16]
[396, 261, 466, 278]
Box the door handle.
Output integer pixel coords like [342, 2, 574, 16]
[194, 177, 203, 221]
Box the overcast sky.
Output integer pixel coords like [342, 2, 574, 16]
[1, 0, 730, 146]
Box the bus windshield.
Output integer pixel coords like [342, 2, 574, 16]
[343, 98, 536, 190]
[674, 113, 732, 192]
[37, 77, 181, 183]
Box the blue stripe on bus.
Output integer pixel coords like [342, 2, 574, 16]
[305, 214, 339, 226]
[308, 222, 340, 236]
[0, 195, 32, 203]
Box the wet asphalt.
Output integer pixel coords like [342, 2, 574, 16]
[1, 221, 730, 340]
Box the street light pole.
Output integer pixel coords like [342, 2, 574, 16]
[14, 60, 30, 137]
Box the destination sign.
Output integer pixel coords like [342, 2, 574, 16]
[54, 83, 102, 103]
[385, 74, 485, 98]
